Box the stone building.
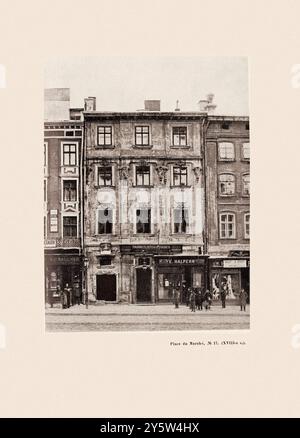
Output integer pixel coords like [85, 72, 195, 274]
[44, 88, 83, 304]
[83, 100, 208, 304]
[205, 116, 250, 302]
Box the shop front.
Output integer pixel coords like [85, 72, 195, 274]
[209, 256, 250, 303]
[44, 251, 82, 306]
[154, 256, 208, 304]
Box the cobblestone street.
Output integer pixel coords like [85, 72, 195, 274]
[45, 304, 250, 332]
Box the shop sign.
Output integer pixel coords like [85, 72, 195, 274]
[157, 257, 205, 266]
[46, 255, 81, 265]
[121, 245, 182, 254]
[223, 259, 247, 268]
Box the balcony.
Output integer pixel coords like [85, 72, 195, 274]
[44, 237, 81, 249]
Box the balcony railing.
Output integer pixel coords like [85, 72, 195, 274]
[44, 237, 81, 248]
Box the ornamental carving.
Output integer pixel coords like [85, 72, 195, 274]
[119, 165, 130, 180]
[156, 165, 168, 184]
[193, 165, 202, 182]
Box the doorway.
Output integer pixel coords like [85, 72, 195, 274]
[96, 274, 117, 301]
[136, 268, 152, 302]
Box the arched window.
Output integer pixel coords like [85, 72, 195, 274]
[219, 212, 236, 239]
[219, 174, 236, 195]
[243, 174, 250, 195]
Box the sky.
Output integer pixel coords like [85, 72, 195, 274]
[44, 57, 249, 115]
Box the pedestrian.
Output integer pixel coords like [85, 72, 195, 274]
[239, 288, 248, 311]
[220, 286, 226, 309]
[189, 288, 196, 312]
[195, 284, 202, 311]
[185, 286, 190, 307]
[75, 285, 82, 305]
[64, 283, 72, 308]
[203, 289, 212, 310]
[61, 288, 68, 309]
[174, 286, 180, 309]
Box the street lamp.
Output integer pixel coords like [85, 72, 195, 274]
[83, 256, 89, 309]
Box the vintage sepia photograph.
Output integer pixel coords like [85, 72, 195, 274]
[44, 57, 250, 332]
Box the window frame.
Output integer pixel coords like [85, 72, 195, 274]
[242, 142, 250, 160]
[244, 213, 250, 239]
[97, 125, 113, 147]
[173, 206, 190, 234]
[218, 142, 235, 161]
[135, 208, 151, 234]
[97, 166, 113, 187]
[62, 179, 77, 202]
[172, 166, 188, 186]
[62, 143, 77, 166]
[172, 126, 188, 147]
[63, 216, 78, 238]
[135, 165, 151, 186]
[135, 126, 150, 146]
[242, 173, 250, 196]
[219, 212, 236, 239]
[96, 207, 113, 235]
[218, 173, 236, 196]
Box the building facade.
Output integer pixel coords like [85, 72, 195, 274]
[205, 116, 250, 301]
[44, 109, 83, 304]
[83, 100, 208, 304]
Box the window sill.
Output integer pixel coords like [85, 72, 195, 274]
[218, 159, 235, 162]
[133, 233, 155, 236]
[132, 145, 153, 149]
[95, 145, 115, 149]
[95, 185, 116, 189]
[170, 145, 191, 149]
[170, 185, 191, 189]
[172, 233, 192, 236]
[133, 185, 154, 188]
[218, 194, 236, 197]
[241, 158, 250, 162]
[219, 237, 237, 240]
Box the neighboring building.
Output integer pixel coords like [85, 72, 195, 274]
[44, 88, 83, 304]
[83, 100, 208, 304]
[205, 116, 250, 302]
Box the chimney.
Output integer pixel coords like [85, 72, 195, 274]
[174, 100, 180, 111]
[198, 93, 217, 114]
[84, 96, 96, 111]
[144, 100, 161, 111]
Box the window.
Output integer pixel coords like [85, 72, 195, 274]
[172, 127, 187, 146]
[219, 213, 236, 239]
[97, 126, 112, 146]
[243, 174, 250, 195]
[99, 256, 112, 266]
[136, 209, 151, 234]
[173, 166, 188, 186]
[63, 144, 77, 166]
[44, 180, 47, 202]
[97, 208, 113, 234]
[244, 213, 250, 239]
[135, 126, 149, 146]
[218, 142, 235, 160]
[174, 207, 189, 233]
[63, 216, 77, 237]
[63, 180, 77, 201]
[221, 121, 231, 130]
[219, 174, 235, 195]
[98, 166, 113, 187]
[245, 122, 249, 130]
[44, 142, 47, 167]
[242, 142, 250, 160]
[136, 165, 150, 186]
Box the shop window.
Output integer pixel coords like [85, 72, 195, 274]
[97, 126, 112, 146]
[172, 127, 187, 146]
[174, 207, 189, 233]
[135, 126, 149, 146]
[242, 142, 250, 160]
[244, 213, 250, 239]
[63, 216, 77, 237]
[173, 166, 188, 186]
[136, 165, 150, 186]
[218, 142, 235, 160]
[63, 180, 77, 201]
[98, 166, 113, 187]
[219, 213, 236, 239]
[99, 256, 113, 266]
[63, 144, 77, 166]
[219, 174, 235, 195]
[97, 208, 113, 234]
[211, 273, 239, 300]
[243, 174, 250, 195]
[136, 209, 151, 234]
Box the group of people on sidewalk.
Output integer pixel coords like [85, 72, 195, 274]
[173, 284, 248, 312]
[59, 284, 82, 309]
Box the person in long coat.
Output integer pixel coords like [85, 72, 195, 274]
[174, 286, 180, 309]
[203, 289, 212, 310]
[61, 288, 68, 309]
[189, 288, 196, 312]
[239, 288, 248, 311]
[195, 285, 202, 311]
